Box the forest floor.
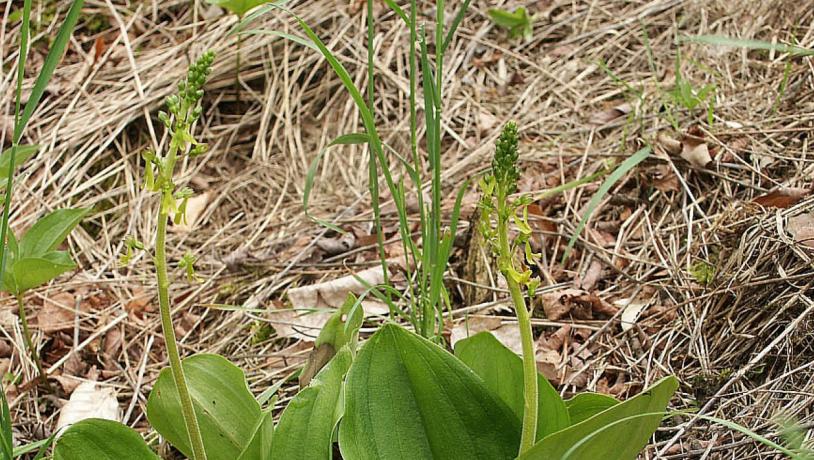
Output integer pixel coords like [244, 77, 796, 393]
[2, 0, 814, 458]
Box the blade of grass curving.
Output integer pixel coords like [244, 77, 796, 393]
[0, 0, 32, 306]
[562, 147, 651, 263]
[366, 0, 391, 303]
[430, 180, 468, 337]
[691, 414, 796, 457]
[1, 382, 12, 460]
[229, 0, 290, 35]
[683, 35, 814, 56]
[236, 30, 316, 50]
[418, 30, 439, 337]
[303, 133, 369, 233]
[29, 432, 57, 460]
[381, 0, 408, 24]
[442, 0, 472, 54]
[15, 0, 85, 141]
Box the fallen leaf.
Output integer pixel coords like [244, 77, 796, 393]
[450, 316, 524, 354]
[316, 232, 356, 256]
[656, 131, 681, 155]
[93, 36, 106, 63]
[35, 292, 75, 333]
[575, 293, 618, 317]
[616, 298, 649, 332]
[172, 192, 210, 232]
[478, 110, 498, 133]
[589, 101, 632, 126]
[275, 267, 390, 340]
[540, 288, 602, 320]
[540, 289, 582, 320]
[56, 381, 121, 436]
[753, 188, 810, 209]
[652, 165, 680, 192]
[789, 213, 814, 249]
[680, 128, 712, 168]
[578, 261, 604, 291]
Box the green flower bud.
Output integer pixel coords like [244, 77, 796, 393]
[492, 121, 520, 194]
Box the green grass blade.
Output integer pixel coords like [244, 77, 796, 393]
[562, 147, 651, 263]
[442, 0, 472, 53]
[303, 134, 370, 234]
[0, 384, 12, 460]
[15, 0, 85, 142]
[237, 30, 316, 50]
[381, 0, 408, 24]
[684, 35, 814, 56]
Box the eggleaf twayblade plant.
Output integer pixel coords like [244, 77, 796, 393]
[141, 50, 215, 460]
[477, 121, 541, 453]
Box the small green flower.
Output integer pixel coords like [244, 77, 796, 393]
[179, 251, 200, 283]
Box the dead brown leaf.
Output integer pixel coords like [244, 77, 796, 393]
[680, 128, 712, 168]
[275, 267, 390, 341]
[578, 261, 604, 291]
[789, 213, 814, 249]
[451, 316, 523, 355]
[652, 165, 680, 192]
[656, 131, 681, 155]
[36, 292, 76, 333]
[315, 232, 356, 256]
[588, 101, 632, 126]
[753, 188, 810, 209]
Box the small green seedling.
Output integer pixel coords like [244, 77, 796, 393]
[488, 6, 533, 41]
[205, 0, 279, 102]
[0, 208, 88, 387]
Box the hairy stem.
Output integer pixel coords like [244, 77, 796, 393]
[496, 188, 538, 454]
[155, 212, 207, 460]
[15, 294, 48, 388]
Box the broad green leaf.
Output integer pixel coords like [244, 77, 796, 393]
[488, 7, 532, 40]
[272, 348, 352, 460]
[519, 376, 678, 460]
[237, 409, 275, 460]
[19, 208, 89, 258]
[299, 293, 363, 387]
[0, 145, 38, 184]
[455, 332, 570, 439]
[565, 393, 619, 425]
[205, 0, 273, 17]
[339, 324, 520, 460]
[146, 354, 262, 460]
[53, 419, 158, 460]
[6, 251, 76, 294]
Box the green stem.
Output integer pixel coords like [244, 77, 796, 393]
[366, 0, 390, 304]
[496, 189, 538, 454]
[155, 212, 207, 460]
[15, 294, 48, 388]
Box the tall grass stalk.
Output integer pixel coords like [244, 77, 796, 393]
[1, 0, 85, 388]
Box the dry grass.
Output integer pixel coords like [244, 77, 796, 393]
[1, 0, 813, 457]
